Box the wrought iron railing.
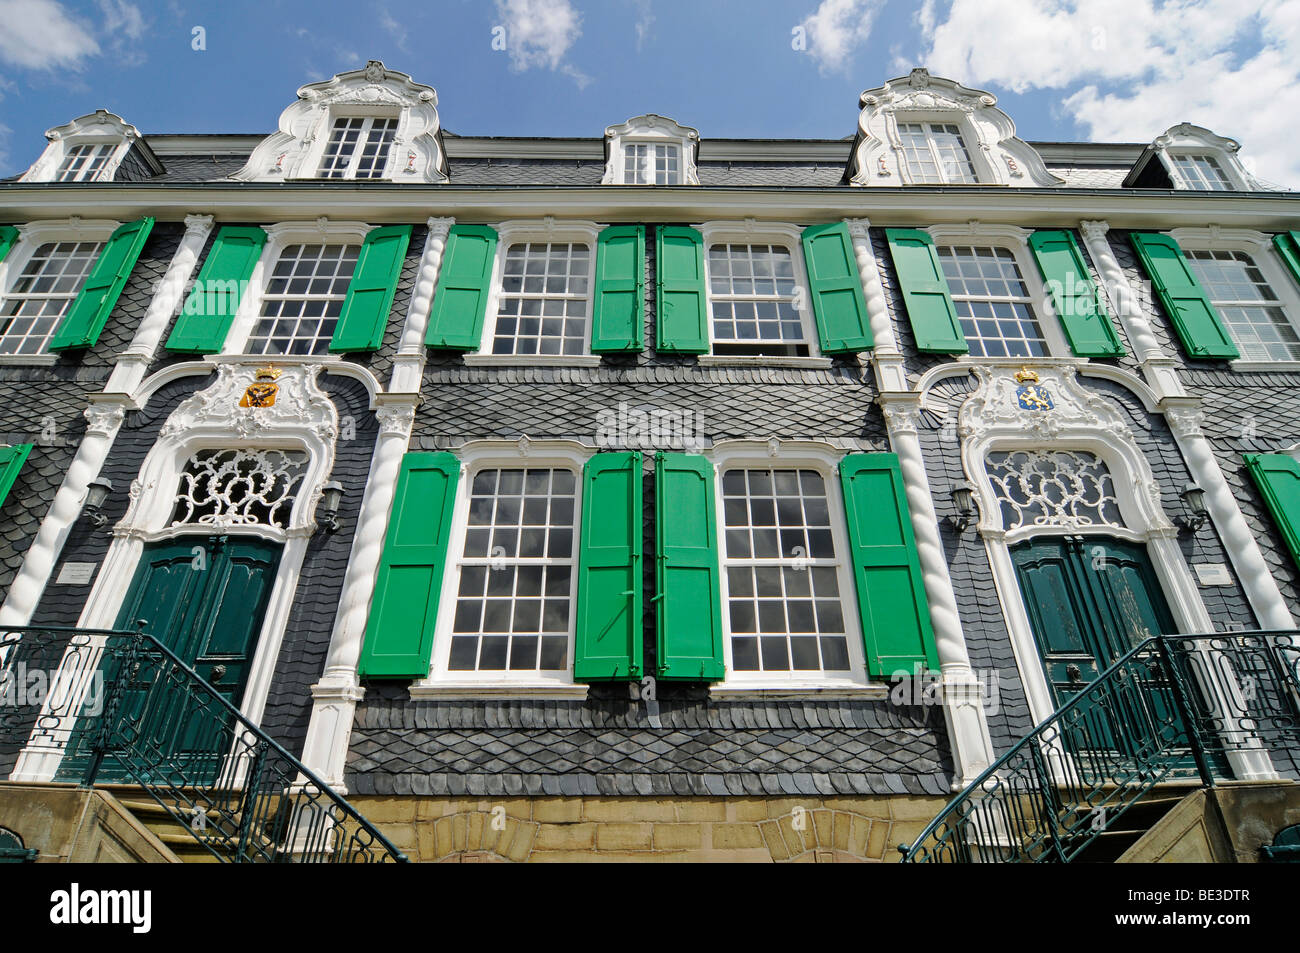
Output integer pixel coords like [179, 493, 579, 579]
[0, 625, 406, 863]
[899, 630, 1300, 863]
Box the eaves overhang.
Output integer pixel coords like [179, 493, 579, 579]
[1, 183, 1298, 231]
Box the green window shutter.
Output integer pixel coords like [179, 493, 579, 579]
[1244, 453, 1300, 573]
[801, 222, 874, 353]
[48, 217, 155, 352]
[1130, 232, 1239, 359]
[655, 226, 709, 354]
[839, 453, 939, 678]
[329, 224, 412, 353]
[0, 443, 33, 509]
[590, 225, 645, 353]
[358, 452, 460, 678]
[574, 452, 643, 680]
[884, 228, 968, 353]
[0, 225, 19, 264]
[1271, 231, 1300, 290]
[1027, 229, 1125, 357]
[654, 452, 724, 681]
[424, 224, 498, 350]
[166, 226, 268, 353]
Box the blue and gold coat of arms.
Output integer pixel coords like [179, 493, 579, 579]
[1014, 368, 1054, 411]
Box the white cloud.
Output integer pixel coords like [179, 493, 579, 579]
[915, 0, 1300, 187]
[380, 8, 410, 54]
[495, 0, 588, 85]
[798, 0, 886, 75]
[97, 0, 145, 41]
[0, 0, 100, 70]
[632, 0, 654, 51]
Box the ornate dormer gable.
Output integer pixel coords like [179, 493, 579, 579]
[233, 60, 448, 183]
[20, 109, 161, 183]
[847, 69, 1062, 188]
[602, 114, 700, 185]
[1128, 123, 1267, 191]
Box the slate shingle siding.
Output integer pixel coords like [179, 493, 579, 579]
[349, 221, 954, 796]
[115, 144, 157, 183]
[0, 370, 102, 598]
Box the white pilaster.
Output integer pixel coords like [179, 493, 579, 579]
[846, 218, 908, 392]
[390, 216, 453, 394]
[106, 214, 214, 395]
[0, 401, 126, 626]
[298, 399, 417, 788]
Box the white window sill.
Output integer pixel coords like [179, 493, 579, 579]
[697, 355, 836, 369]
[709, 683, 888, 701]
[408, 683, 590, 701]
[1227, 360, 1300, 372]
[0, 354, 60, 366]
[461, 354, 605, 368]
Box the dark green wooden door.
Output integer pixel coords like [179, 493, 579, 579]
[59, 536, 280, 784]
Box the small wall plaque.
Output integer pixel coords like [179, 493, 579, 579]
[1194, 563, 1233, 587]
[55, 562, 97, 585]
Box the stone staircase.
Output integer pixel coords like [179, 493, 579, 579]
[1065, 790, 1190, 863]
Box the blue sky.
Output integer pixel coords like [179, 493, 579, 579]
[0, 0, 1295, 185]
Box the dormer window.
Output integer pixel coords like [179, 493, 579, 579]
[1168, 153, 1232, 191]
[897, 122, 977, 184]
[234, 61, 448, 184]
[603, 114, 699, 186]
[318, 116, 399, 179]
[55, 143, 115, 182]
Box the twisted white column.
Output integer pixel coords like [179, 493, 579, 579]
[0, 402, 126, 626]
[1165, 405, 1295, 629]
[846, 217, 909, 393]
[390, 216, 454, 393]
[878, 398, 995, 786]
[108, 214, 214, 395]
[299, 400, 417, 788]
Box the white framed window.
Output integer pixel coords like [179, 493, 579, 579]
[624, 142, 681, 185]
[926, 224, 1067, 360]
[1169, 154, 1232, 191]
[1169, 227, 1300, 365]
[711, 443, 868, 690]
[897, 121, 978, 184]
[221, 220, 370, 356]
[602, 114, 699, 186]
[697, 223, 819, 359]
[491, 242, 591, 356]
[55, 143, 115, 182]
[317, 116, 398, 179]
[471, 220, 601, 365]
[245, 243, 360, 356]
[422, 441, 593, 689]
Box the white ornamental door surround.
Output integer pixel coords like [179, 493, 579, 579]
[952, 362, 1215, 728]
[11, 361, 340, 781]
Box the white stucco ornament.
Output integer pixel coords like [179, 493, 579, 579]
[234, 60, 448, 183]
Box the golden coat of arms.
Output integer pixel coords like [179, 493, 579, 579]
[239, 366, 282, 408]
[1014, 367, 1054, 411]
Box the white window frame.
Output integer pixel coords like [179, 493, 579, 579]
[313, 114, 401, 180]
[1166, 153, 1233, 192]
[19, 111, 146, 185]
[1151, 124, 1262, 192]
[299, 109, 403, 182]
[1168, 226, 1300, 368]
[465, 219, 603, 367]
[0, 218, 119, 364]
[53, 142, 119, 182]
[602, 115, 700, 186]
[695, 221, 832, 368]
[413, 439, 593, 696]
[890, 113, 993, 186]
[622, 141, 682, 185]
[708, 440, 872, 693]
[220, 220, 371, 357]
[925, 223, 1072, 360]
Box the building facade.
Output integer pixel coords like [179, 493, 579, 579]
[1, 63, 1298, 862]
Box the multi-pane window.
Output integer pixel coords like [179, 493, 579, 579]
[245, 243, 359, 355]
[449, 468, 578, 672]
[0, 241, 102, 354]
[721, 468, 851, 674]
[1171, 154, 1232, 191]
[898, 122, 978, 184]
[937, 245, 1049, 358]
[55, 144, 114, 182]
[708, 243, 806, 356]
[492, 243, 590, 356]
[317, 117, 398, 179]
[623, 143, 681, 184]
[1184, 249, 1300, 361]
